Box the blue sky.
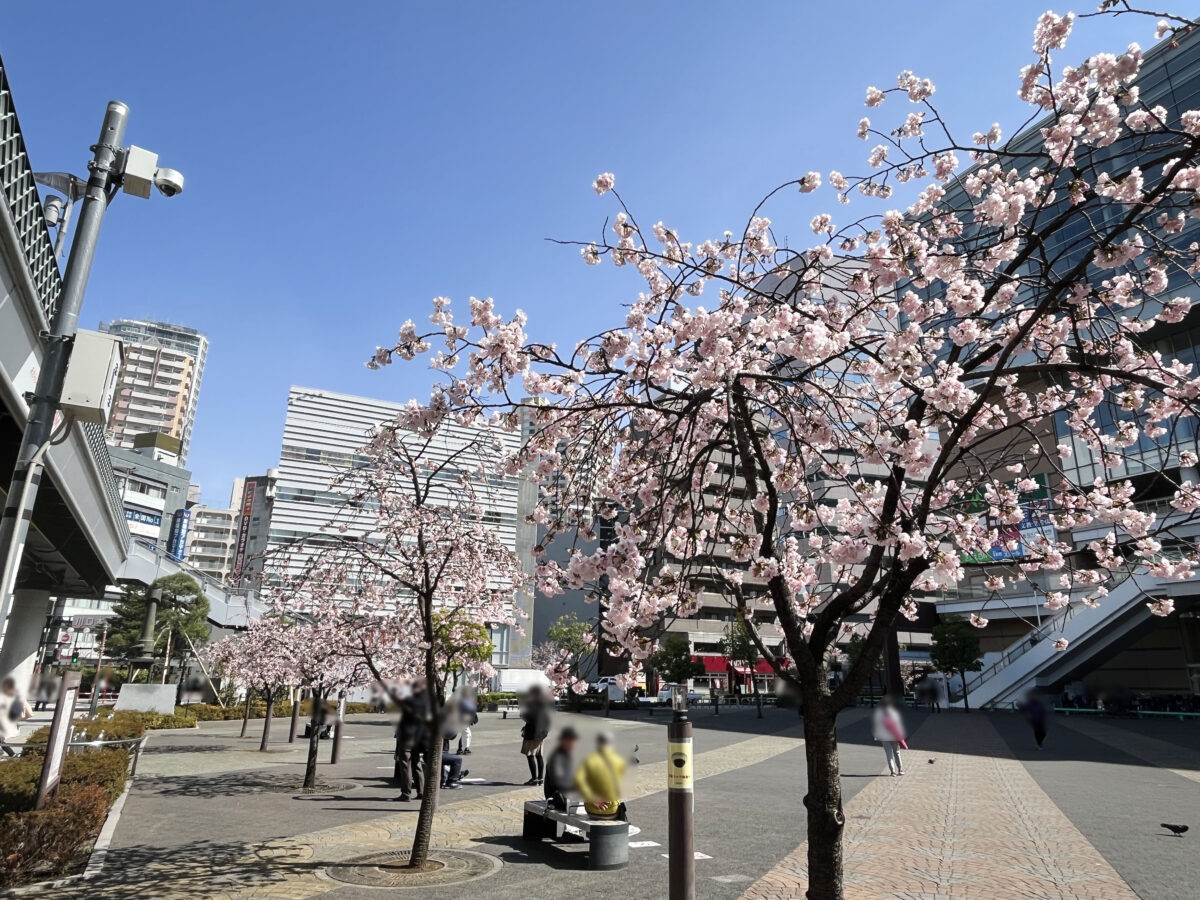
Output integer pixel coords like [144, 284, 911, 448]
[2, 2, 1148, 505]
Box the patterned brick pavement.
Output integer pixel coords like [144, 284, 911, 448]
[42, 724, 805, 899]
[739, 714, 1139, 900]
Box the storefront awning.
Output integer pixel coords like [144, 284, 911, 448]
[693, 655, 728, 674]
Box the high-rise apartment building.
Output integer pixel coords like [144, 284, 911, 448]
[266, 387, 533, 668]
[100, 319, 209, 464]
[184, 480, 243, 583]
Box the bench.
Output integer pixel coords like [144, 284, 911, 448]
[522, 799, 629, 870]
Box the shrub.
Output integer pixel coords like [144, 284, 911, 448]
[0, 748, 128, 814]
[0, 783, 110, 887]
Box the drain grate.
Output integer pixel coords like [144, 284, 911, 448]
[325, 849, 500, 888]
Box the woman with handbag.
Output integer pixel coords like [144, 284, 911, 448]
[872, 695, 908, 776]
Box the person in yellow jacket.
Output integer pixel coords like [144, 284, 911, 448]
[573, 731, 627, 819]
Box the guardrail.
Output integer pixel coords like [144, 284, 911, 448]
[22, 734, 149, 776]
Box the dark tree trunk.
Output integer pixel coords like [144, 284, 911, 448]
[961, 670, 971, 713]
[409, 703, 442, 868]
[754, 674, 763, 719]
[239, 689, 252, 738]
[803, 697, 845, 900]
[303, 688, 323, 789]
[259, 687, 274, 751]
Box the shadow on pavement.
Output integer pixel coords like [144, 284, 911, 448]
[37, 838, 327, 900]
[473, 834, 590, 870]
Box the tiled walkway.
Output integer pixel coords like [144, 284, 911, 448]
[42, 724, 804, 899]
[739, 714, 1139, 900]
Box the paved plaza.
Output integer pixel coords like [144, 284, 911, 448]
[25, 705, 1199, 900]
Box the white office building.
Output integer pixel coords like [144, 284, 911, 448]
[266, 386, 532, 667]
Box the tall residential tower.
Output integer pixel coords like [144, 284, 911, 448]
[100, 319, 208, 464]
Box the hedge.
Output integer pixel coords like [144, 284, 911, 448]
[181, 700, 377, 722]
[0, 783, 110, 888]
[0, 748, 129, 814]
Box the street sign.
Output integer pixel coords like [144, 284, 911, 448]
[73, 615, 108, 628]
[59, 634, 71, 644]
[36, 671, 82, 809]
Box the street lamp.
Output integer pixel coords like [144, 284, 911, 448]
[0, 102, 184, 654]
[667, 683, 695, 900]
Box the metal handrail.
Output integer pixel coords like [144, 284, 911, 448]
[961, 565, 1139, 695]
[21, 734, 149, 776]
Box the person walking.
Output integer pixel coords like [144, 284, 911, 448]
[574, 731, 627, 819]
[872, 695, 907, 776]
[392, 681, 428, 802]
[1021, 689, 1049, 750]
[544, 726, 579, 811]
[520, 686, 552, 786]
[456, 686, 478, 755]
[0, 677, 30, 757]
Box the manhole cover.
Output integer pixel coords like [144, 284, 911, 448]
[325, 849, 500, 888]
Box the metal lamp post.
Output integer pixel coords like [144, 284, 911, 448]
[667, 683, 695, 900]
[0, 101, 183, 651]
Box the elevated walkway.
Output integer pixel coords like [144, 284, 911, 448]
[119, 539, 266, 629]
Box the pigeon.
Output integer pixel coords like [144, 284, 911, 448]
[1161, 823, 1189, 836]
[630, 744, 640, 765]
[928, 758, 936, 764]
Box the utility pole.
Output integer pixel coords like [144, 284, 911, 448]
[0, 102, 128, 635]
[89, 623, 107, 716]
[0, 101, 182, 664]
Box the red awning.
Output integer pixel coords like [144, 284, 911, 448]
[754, 660, 775, 674]
[693, 655, 728, 674]
[732, 664, 751, 675]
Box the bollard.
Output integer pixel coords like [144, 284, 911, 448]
[667, 690, 695, 900]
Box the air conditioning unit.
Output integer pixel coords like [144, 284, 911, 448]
[60, 330, 123, 425]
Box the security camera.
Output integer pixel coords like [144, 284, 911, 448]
[153, 168, 185, 198]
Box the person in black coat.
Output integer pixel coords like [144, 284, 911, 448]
[393, 682, 429, 801]
[543, 726, 579, 810]
[520, 686, 553, 785]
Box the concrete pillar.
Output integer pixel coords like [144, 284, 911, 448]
[0, 589, 52, 694]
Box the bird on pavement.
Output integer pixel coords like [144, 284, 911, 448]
[928, 758, 936, 764]
[630, 744, 640, 765]
[1161, 823, 1189, 836]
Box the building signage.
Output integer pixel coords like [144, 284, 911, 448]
[125, 508, 162, 527]
[167, 508, 191, 561]
[959, 473, 1055, 564]
[232, 480, 256, 576]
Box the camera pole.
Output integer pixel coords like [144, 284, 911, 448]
[0, 102, 127, 637]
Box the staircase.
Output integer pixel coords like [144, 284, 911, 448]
[955, 572, 1152, 710]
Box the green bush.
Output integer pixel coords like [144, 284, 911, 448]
[0, 748, 129, 814]
[180, 699, 378, 722]
[0, 783, 110, 887]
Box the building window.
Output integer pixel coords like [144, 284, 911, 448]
[489, 625, 510, 668]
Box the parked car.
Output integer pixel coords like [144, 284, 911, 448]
[638, 683, 704, 705]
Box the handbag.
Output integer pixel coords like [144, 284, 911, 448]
[884, 715, 908, 750]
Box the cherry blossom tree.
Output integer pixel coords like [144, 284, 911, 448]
[276, 428, 526, 868]
[370, 8, 1200, 897]
[206, 617, 298, 751]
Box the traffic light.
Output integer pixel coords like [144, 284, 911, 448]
[71, 650, 79, 664]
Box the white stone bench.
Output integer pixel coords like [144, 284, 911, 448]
[522, 799, 629, 870]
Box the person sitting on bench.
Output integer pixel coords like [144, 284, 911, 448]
[574, 731, 626, 820]
[543, 726, 579, 811]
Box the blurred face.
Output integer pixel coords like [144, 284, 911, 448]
[562, 737, 577, 754]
